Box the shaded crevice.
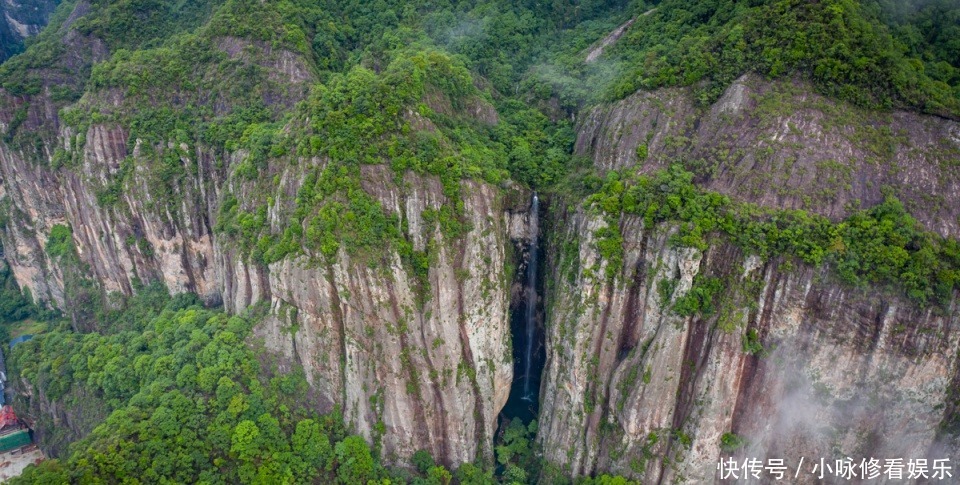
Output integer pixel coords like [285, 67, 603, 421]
[583, 278, 613, 476]
[617, 235, 649, 363]
[397, 326, 436, 460]
[384, 282, 435, 461]
[731, 258, 782, 439]
[285, 304, 304, 368]
[326, 264, 349, 412]
[499, 194, 546, 426]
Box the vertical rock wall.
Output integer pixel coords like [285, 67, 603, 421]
[538, 206, 959, 482]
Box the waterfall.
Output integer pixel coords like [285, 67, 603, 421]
[499, 191, 544, 423]
[521, 193, 539, 401]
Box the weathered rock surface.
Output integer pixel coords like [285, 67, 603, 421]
[538, 76, 960, 482]
[0, 11, 524, 464]
[0, 0, 61, 61]
[538, 204, 959, 482]
[236, 166, 518, 466]
[576, 74, 960, 239]
[2, 8, 959, 476]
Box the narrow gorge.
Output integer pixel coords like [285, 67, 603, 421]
[0, 0, 958, 483]
[501, 193, 545, 426]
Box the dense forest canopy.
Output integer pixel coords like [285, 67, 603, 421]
[533, 0, 960, 116]
[4, 0, 959, 115]
[6, 287, 450, 483]
[0, 0, 959, 483]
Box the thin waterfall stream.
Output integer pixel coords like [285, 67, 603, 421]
[521, 193, 539, 401]
[499, 192, 545, 426]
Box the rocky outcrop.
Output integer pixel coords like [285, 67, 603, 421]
[536, 76, 960, 482]
[575, 74, 960, 239]
[233, 165, 520, 466]
[3, 111, 525, 464]
[538, 204, 959, 482]
[11, 380, 109, 458]
[3, 5, 959, 476]
[0, 28, 526, 464]
[0, 0, 61, 61]
[0, 119, 224, 308]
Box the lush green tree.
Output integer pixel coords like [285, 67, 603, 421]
[7, 301, 388, 484]
[455, 462, 497, 485]
[412, 449, 437, 474]
[587, 164, 960, 307]
[334, 435, 377, 484]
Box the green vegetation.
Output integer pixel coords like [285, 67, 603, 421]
[588, 165, 960, 307]
[6, 290, 474, 484]
[1, 282, 636, 483]
[0, 262, 34, 327]
[0, 0, 61, 62]
[496, 419, 538, 483]
[719, 432, 746, 453]
[545, 0, 960, 117]
[875, 1, 960, 88]
[672, 275, 723, 318]
[741, 328, 768, 356]
[1, 0, 959, 483]
[45, 224, 74, 258]
[635, 144, 648, 162]
[11, 0, 584, 269]
[0, 1, 81, 96]
[3, 0, 957, 275]
[10, 303, 356, 483]
[199, 42, 580, 281]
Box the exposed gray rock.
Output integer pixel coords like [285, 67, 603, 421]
[538, 204, 959, 483]
[0, 0, 61, 62]
[575, 75, 960, 239]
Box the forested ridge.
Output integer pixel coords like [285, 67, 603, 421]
[1, 0, 959, 483]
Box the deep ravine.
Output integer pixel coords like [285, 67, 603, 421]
[522, 193, 540, 402]
[500, 193, 547, 427]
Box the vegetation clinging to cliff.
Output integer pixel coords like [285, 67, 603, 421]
[5, 285, 639, 483]
[5, 0, 958, 275]
[1, 0, 958, 481]
[0, 259, 33, 326]
[588, 165, 960, 307]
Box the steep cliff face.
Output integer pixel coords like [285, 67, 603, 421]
[0, 3, 527, 465]
[0, 119, 224, 311]
[537, 77, 960, 482]
[575, 74, 960, 239]
[12, 379, 109, 458]
[0, 0, 317, 316]
[539, 205, 959, 481]
[0, 0, 61, 61]
[2, 130, 522, 465]
[227, 164, 522, 466]
[3, 1, 959, 479]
